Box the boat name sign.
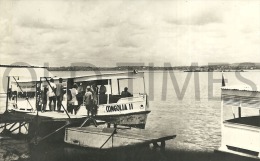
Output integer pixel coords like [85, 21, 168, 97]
[106, 103, 133, 112]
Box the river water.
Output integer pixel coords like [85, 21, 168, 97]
[1, 70, 260, 161]
[50, 70, 260, 152]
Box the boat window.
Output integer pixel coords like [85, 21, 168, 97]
[110, 79, 118, 95]
[118, 78, 145, 96]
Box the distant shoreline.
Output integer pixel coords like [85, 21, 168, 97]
[1, 64, 260, 72]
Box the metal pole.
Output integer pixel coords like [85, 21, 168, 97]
[238, 107, 241, 118]
[5, 76, 10, 112]
[143, 76, 146, 94]
[220, 95, 224, 149]
[117, 79, 120, 95]
[107, 79, 110, 104]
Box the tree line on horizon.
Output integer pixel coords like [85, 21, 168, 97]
[1, 63, 260, 71]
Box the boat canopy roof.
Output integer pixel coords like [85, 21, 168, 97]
[12, 71, 144, 84]
[221, 85, 260, 109]
[72, 71, 144, 82]
[1, 67, 52, 90]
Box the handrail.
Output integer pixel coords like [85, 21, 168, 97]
[12, 76, 34, 110]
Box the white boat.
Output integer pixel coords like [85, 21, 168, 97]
[217, 85, 260, 159]
[69, 71, 150, 128]
[5, 70, 150, 129]
[64, 126, 176, 149]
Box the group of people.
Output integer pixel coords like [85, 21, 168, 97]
[67, 83, 103, 116]
[38, 77, 133, 116]
[39, 78, 65, 112]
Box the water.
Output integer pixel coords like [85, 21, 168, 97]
[49, 70, 260, 152]
[1, 70, 260, 160]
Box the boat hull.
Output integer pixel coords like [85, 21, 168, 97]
[95, 110, 151, 129]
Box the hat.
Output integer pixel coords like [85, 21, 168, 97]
[87, 86, 91, 89]
[73, 83, 78, 88]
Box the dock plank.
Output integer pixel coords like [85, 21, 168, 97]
[0, 111, 87, 123]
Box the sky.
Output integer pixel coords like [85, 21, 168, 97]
[0, 0, 260, 67]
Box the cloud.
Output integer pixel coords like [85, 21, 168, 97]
[0, 0, 260, 67]
[19, 17, 58, 29]
[166, 8, 223, 26]
[193, 10, 222, 25]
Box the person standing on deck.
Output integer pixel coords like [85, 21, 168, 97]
[48, 78, 56, 111]
[91, 84, 98, 115]
[121, 87, 133, 97]
[99, 84, 106, 95]
[77, 83, 84, 94]
[69, 84, 78, 114]
[77, 83, 84, 107]
[56, 78, 64, 112]
[41, 87, 48, 112]
[84, 86, 93, 116]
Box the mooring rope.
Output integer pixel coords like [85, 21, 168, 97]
[80, 116, 97, 128]
[99, 128, 116, 149]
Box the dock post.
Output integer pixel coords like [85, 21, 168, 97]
[161, 141, 165, 148]
[5, 76, 10, 112]
[161, 141, 165, 151]
[19, 122, 21, 134]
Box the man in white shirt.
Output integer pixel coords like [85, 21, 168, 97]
[56, 78, 64, 111]
[84, 86, 93, 116]
[48, 78, 57, 111]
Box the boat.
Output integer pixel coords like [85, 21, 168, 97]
[64, 126, 176, 150]
[1, 68, 176, 148]
[5, 70, 150, 129]
[216, 85, 260, 159]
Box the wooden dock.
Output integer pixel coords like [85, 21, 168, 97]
[0, 111, 103, 144]
[0, 111, 86, 123]
[1, 112, 176, 149]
